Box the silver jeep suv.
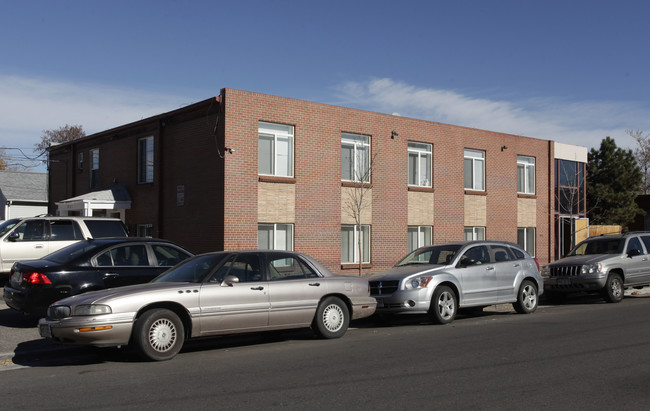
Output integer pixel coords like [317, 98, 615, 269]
[542, 232, 650, 303]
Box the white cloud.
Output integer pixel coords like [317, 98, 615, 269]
[0, 74, 200, 166]
[334, 78, 650, 151]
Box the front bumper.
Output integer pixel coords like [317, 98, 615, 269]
[543, 273, 608, 293]
[38, 312, 136, 347]
[372, 288, 432, 314]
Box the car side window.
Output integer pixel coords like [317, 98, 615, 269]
[12, 220, 47, 241]
[490, 245, 512, 262]
[268, 256, 318, 281]
[97, 245, 150, 266]
[641, 236, 650, 254]
[509, 246, 526, 260]
[152, 244, 191, 266]
[461, 246, 490, 265]
[210, 254, 262, 283]
[626, 237, 644, 255]
[49, 220, 84, 241]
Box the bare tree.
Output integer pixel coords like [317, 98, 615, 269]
[342, 152, 377, 276]
[629, 129, 650, 194]
[35, 124, 86, 154]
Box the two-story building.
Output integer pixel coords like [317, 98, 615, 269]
[47, 88, 587, 273]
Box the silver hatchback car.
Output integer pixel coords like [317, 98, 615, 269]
[368, 241, 543, 324]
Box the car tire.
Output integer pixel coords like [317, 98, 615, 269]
[312, 296, 349, 339]
[429, 285, 457, 324]
[513, 280, 538, 314]
[133, 308, 185, 361]
[602, 273, 624, 303]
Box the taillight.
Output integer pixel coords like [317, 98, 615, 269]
[23, 272, 52, 285]
[533, 258, 540, 272]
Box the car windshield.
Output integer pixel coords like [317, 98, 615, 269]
[45, 241, 106, 264]
[152, 254, 228, 283]
[0, 218, 20, 236]
[396, 244, 462, 266]
[569, 239, 624, 256]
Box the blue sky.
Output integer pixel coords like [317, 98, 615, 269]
[1, 0, 649, 170]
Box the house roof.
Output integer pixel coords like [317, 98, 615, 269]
[58, 184, 131, 203]
[0, 171, 48, 202]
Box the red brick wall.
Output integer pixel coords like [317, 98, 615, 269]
[222, 89, 554, 273]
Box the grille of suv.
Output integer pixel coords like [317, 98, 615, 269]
[550, 265, 582, 277]
[369, 280, 399, 295]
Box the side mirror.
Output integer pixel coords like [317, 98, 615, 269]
[221, 274, 240, 287]
[7, 232, 19, 242]
[458, 257, 474, 268]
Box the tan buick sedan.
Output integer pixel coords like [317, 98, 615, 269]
[39, 251, 376, 361]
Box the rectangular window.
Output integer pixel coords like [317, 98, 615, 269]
[464, 149, 485, 191]
[258, 122, 294, 177]
[517, 227, 536, 256]
[258, 223, 294, 251]
[341, 133, 371, 182]
[77, 152, 83, 170]
[408, 142, 432, 187]
[136, 224, 154, 238]
[408, 226, 432, 252]
[464, 226, 486, 241]
[341, 224, 370, 263]
[90, 148, 99, 189]
[517, 155, 535, 194]
[138, 136, 154, 184]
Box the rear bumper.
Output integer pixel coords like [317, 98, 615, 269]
[350, 296, 377, 320]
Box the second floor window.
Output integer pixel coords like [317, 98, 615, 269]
[517, 155, 535, 194]
[138, 136, 154, 184]
[464, 149, 485, 191]
[408, 142, 432, 187]
[90, 148, 99, 189]
[342, 132, 371, 182]
[259, 122, 294, 177]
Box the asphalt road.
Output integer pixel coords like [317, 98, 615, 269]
[2, 291, 650, 409]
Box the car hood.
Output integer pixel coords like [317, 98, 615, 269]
[548, 254, 617, 266]
[52, 281, 196, 307]
[368, 264, 446, 280]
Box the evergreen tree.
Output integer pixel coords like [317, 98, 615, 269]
[587, 136, 644, 230]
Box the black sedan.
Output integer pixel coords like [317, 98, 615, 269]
[3, 238, 193, 315]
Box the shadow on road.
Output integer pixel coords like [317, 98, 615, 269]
[0, 307, 41, 328]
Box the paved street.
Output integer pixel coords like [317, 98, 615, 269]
[1, 291, 650, 409]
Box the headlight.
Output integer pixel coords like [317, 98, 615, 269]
[405, 276, 433, 290]
[581, 264, 602, 274]
[74, 304, 112, 316]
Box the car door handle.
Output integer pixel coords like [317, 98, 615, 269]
[309, 283, 321, 287]
[103, 273, 119, 278]
[486, 266, 495, 271]
[34, 244, 44, 249]
[250, 286, 265, 291]
[513, 263, 521, 267]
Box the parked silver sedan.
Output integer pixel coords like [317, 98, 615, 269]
[368, 241, 543, 324]
[39, 251, 377, 361]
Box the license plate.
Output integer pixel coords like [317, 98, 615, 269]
[39, 324, 52, 339]
[558, 278, 571, 286]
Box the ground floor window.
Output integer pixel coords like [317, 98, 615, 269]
[464, 226, 485, 241]
[258, 223, 294, 251]
[518, 227, 536, 256]
[408, 226, 432, 252]
[341, 224, 370, 264]
[136, 224, 153, 238]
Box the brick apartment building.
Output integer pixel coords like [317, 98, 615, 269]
[47, 88, 587, 273]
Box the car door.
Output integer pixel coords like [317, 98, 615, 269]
[96, 244, 163, 288]
[265, 253, 325, 327]
[199, 253, 270, 334]
[639, 235, 650, 284]
[47, 219, 85, 254]
[623, 236, 649, 286]
[489, 245, 519, 303]
[457, 245, 497, 305]
[1, 219, 50, 268]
